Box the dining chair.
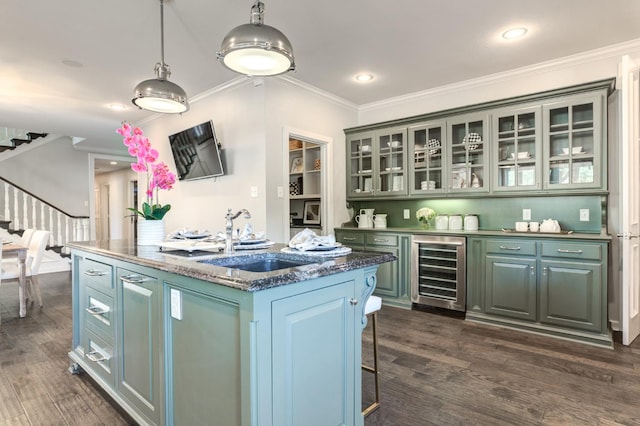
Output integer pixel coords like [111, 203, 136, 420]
[1, 230, 50, 309]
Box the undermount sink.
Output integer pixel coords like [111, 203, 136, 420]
[199, 253, 318, 273]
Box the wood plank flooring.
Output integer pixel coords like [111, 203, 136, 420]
[2, 271, 640, 425]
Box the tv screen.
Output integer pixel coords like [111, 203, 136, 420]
[168, 120, 225, 181]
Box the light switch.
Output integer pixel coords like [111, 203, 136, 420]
[170, 288, 182, 320]
[580, 209, 589, 222]
[250, 186, 258, 197]
[277, 186, 284, 198]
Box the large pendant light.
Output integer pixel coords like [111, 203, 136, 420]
[217, 1, 295, 76]
[132, 0, 189, 114]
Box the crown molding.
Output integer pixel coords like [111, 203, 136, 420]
[275, 75, 359, 111]
[360, 38, 640, 112]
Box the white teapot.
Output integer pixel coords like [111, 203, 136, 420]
[540, 219, 561, 233]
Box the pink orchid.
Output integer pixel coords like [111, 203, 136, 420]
[117, 122, 175, 220]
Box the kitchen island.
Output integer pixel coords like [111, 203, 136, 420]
[67, 240, 395, 426]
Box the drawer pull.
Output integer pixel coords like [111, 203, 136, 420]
[85, 269, 107, 277]
[86, 305, 109, 315]
[373, 238, 389, 243]
[557, 249, 583, 254]
[120, 274, 149, 284]
[342, 237, 357, 241]
[499, 245, 521, 251]
[86, 350, 109, 362]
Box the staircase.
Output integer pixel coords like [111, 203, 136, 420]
[0, 177, 90, 272]
[0, 130, 48, 153]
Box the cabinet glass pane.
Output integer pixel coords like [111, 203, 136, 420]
[450, 118, 486, 190]
[412, 125, 444, 192]
[378, 131, 404, 193]
[349, 136, 374, 194]
[495, 108, 539, 191]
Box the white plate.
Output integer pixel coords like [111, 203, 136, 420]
[157, 240, 224, 252]
[234, 241, 275, 250]
[237, 238, 268, 245]
[281, 246, 352, 257]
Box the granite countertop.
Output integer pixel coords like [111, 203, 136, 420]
[335, 226, 612, 241]
[67, 240, 396, 292]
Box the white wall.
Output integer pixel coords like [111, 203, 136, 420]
[138, 78, 358, 242]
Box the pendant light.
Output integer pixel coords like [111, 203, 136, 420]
[132, 0, 189, 114]
[217, 1, 295, 77]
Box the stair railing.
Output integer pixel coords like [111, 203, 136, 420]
[0, 177, 89, 254]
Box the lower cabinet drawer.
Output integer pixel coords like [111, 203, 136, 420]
[80, 258, 114, 293]
[83, 286, 115, 342]
[540, 241, 602, 261]
[365, 233, 398, 247]
[335, 232, 365, 246]
[486, 240, 536, 256]
[82, 330, 115, 388]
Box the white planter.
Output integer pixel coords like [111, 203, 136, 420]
[137, 220, 165, 246]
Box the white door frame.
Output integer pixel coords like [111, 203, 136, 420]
[618, 55, 640, 345]
[282, 127, 333, 240]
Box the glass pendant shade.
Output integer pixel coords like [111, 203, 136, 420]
[218, 1, 295, 76]
[132, 0, 189, 114]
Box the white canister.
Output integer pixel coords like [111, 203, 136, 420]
[448, 214, 463, 230]
[464, 214, 479, 231]
[435, 215, 449, 230]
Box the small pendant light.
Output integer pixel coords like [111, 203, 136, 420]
[132, 0, 189, 114]
[217, 1, 295, 77]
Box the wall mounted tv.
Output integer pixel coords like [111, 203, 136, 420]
[168, 120, 225, 181]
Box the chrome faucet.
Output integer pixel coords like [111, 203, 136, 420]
[225, 208, 251, 254]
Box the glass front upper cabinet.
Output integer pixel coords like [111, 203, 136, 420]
[543, 95, 602, 189]
[408, 121, 446, 195]
[346, 131, 375, 197]
[375, 127, 408, 196]
[492, 105, 542, 192]
[447, 113, 489, 193]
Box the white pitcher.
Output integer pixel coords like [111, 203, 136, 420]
[355, 208, 375, 228]
[373, 214, 387, 229]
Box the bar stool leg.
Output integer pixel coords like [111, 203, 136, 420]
[362, 310, 380, 416]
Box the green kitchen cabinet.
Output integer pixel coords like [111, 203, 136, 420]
[336, 229, 410, 308]
[466, 236, 610, 347]
[408, 120, 448, 195]
[485, 255, 537, 321]
[346, 127, 408, 198]
[543, 93, 605, 190]
[116, 268, 163, 425]
[492, 104, 543, 192]
[447, 112, 490, 193]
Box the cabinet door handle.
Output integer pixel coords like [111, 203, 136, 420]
[617, 232, 640, 240]
[349, 298, 358, 306]
[342, 237, 357, 241]
[120, 274, 150, 284]
[499, 245, 521, 251]
[557, 249, 583, 254]
[530, 265, 535, 275]
[84, 269, 107, 277]
[543, 267, 548, 275]
[86, 350, 109, 362]
[86, 305, 109, 316]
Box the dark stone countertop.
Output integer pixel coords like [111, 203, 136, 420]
[67, 240, 396, 292]
[334, 226, 612, 241]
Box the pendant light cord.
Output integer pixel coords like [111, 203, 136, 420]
[159, 0, 166, 67]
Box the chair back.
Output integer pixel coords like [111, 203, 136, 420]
[26, 230, 50, 276]
[21, 229, 36, 247]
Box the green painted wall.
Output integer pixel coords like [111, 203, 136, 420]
[348, 195, 605, 233]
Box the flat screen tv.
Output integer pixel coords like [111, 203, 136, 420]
[168, 120, 225, 181]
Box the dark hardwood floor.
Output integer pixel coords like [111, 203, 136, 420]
[2, 272, 640, 425]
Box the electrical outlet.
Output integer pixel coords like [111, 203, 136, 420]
[580, 209, 590, 222]
[250, 186, 258, 197]
[523, 209, 531, 220]
[403, 209, 410, 219]
[170, 288, 182, 320]
[277, 186, 283, 198]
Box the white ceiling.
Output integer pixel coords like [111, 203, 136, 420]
[2, 0, 640, 152]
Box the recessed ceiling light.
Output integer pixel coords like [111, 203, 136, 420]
[110, 161, 118, 165]
[502, 27, 528, 40]
[108, 103, 127, 111]
[355, 73, 374, 82]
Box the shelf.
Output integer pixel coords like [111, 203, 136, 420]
[290, 194, 320, 200]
